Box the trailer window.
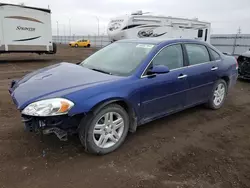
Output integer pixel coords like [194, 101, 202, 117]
[205, 29, 208, 41]
[198, 30, 203, 38]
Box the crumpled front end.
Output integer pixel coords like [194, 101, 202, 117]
[9, 78, 84, 141]
[238, 55, 250, 80]
[21, 114, 83, 141]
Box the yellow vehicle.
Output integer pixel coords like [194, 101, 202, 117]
[69, 39, 91, 48]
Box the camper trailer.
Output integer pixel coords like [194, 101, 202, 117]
[0, 3, 56, 54]
[107, 11, 211, 43]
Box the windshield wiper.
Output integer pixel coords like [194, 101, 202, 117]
[90, 68, 112, 75]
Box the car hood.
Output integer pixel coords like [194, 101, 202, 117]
[10, 62, 120, 109]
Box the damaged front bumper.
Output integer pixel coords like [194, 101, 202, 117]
[238, 54, 250, 80]
[22, 114, 82, 141]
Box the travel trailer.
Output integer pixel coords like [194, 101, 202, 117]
[107, 11, 211, 43]
[0, 3, 56, 54]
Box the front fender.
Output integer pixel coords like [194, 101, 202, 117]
[68, 91, 140, 117]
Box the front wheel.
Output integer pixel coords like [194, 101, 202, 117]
[79, 104, 129, 155]
[206, 79, 228, 110]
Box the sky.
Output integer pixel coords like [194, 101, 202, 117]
[3, 0, 250, 36]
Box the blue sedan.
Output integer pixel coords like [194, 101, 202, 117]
[9, 38, 238, 155]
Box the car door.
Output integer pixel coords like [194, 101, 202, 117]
[82, 40, 87, 47]
[183, 43, 220, 107]
[78, 40, 84, 47]
[139, 44, 189, 122]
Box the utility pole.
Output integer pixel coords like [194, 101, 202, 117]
[69, 18, 71, 37]
[64, 24, 66, 44]
[56, 21, 59, 37]
[95, 16, 100, 36]
[103, 25, 106, 35]
[56, 21, 59, 43]
[232, 27, 241, 55]
[238, 27, 241, 34]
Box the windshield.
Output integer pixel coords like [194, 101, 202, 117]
[80, 42, 155, 76]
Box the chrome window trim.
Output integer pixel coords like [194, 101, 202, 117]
[140, 42, 218, 79]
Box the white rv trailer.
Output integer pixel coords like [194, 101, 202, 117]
[0, 3, 56, 54]
[107, 11, 211, 43]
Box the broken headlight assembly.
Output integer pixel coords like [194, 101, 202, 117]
[22, 98, 74, 117]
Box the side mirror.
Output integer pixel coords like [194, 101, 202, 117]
[147, 65, 170, 75]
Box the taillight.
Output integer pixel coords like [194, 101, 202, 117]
[235, 57, 239, 70]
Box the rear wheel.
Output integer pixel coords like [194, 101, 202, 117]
[207, 79, 227, 109]
[87, 44, 90, 48]
[75, 44, 78, 48]
[79, 104, 129, 155]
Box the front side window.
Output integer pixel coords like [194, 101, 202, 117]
[81, 42, 154, 76]
[152, 44, 183, 70]
[185, 44, 210, 65]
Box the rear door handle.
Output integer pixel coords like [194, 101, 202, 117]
[211, 67, 218, 71]
[178, 74, 187, 79]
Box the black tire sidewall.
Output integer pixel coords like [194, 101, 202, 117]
[80, 104, 129, 155]
[209, 79, 228, 109]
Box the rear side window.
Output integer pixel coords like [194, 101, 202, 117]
[153, 44, 183, 70]
[185, 44, 210, 65]
[209, 48, 221, 60]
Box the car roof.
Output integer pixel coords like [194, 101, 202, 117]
[116, 38, 207, 45]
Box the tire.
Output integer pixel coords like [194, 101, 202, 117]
[79, 104, 129, 155]
[206, 79, 228, 110]
[75, 44, 78, 48]
[87, 44, 90, 48]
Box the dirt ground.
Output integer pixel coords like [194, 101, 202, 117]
[0, 45, 250, 188]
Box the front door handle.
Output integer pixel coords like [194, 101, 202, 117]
[211, 67, 218, 71]
[178, 74, 187, 79]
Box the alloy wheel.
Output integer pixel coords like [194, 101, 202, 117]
[93, 112, 124, 149]
[213, 83, 226, 106]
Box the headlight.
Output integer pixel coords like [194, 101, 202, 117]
[22, 98, 74, 117]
